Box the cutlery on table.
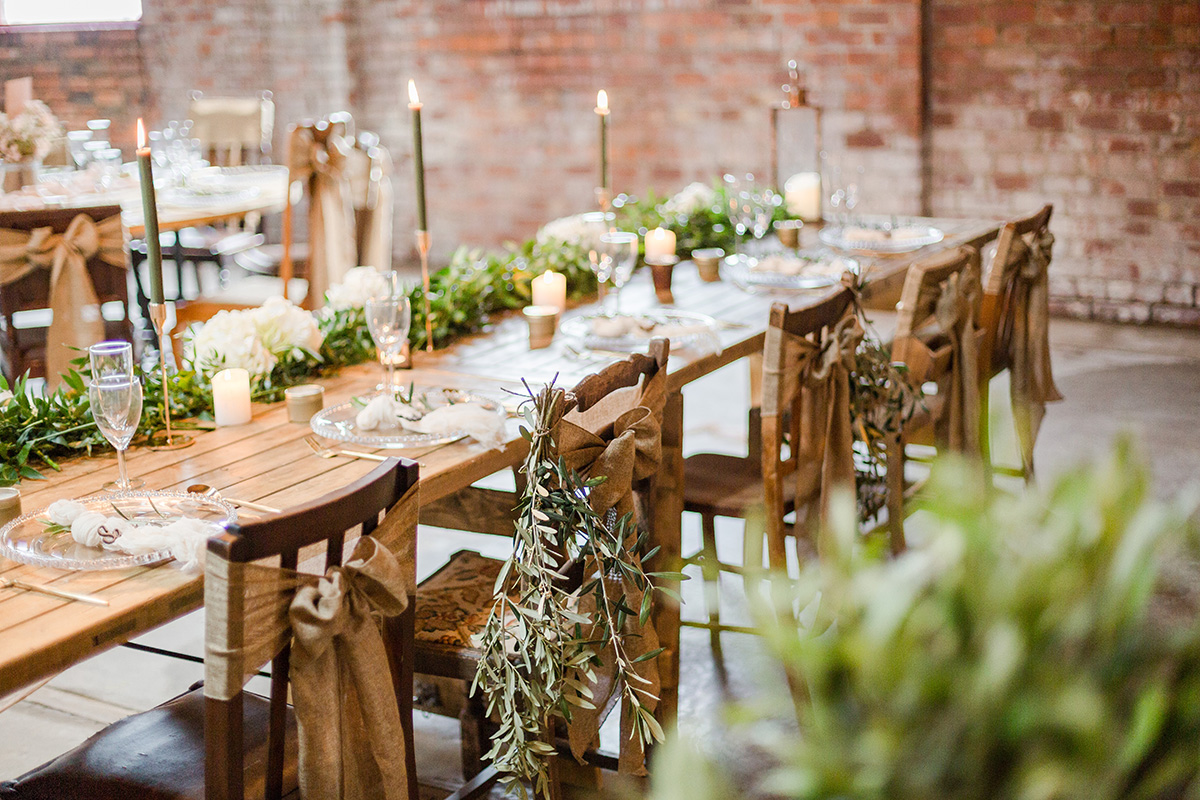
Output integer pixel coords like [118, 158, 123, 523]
[304, 435, 389, 462]
[0, 577, 109, 607]
[185, 484, 281, 515]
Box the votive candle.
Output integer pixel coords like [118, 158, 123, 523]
[212, 369, 252, 427]
[531, 270, 567, 312]
[644, 227, 677, 261]
[784, 172, 822, 222]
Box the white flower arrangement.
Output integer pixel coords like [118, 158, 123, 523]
[0, 101, 62, 163]
[661, 181, 718, 217]
[536, 213, 593, 248]
[189, 296, 323, 377]
[324, 266, 389, 310]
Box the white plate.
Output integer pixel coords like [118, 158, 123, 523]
[819, 223, 944, 254]
[559, 310, 718, 352]
[0, 490, 235, 571]
[310, 389, 504, 449]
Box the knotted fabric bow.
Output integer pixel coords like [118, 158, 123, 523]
[205, 524, 412, 800]
[762, 313, 863, 525]
[0, 213, 126, 385]
[551, 370, 666, 774]
[287, 124, 357, 304]
[932, 269, 983, 453]
[1008, 229, 1062, 475]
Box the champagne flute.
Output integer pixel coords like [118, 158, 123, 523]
[88, 341, 144, 491]
[365, 272, 412, 398]
[598, 231, 639, 314]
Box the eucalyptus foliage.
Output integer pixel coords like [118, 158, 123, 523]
[652, 441, 1200, 800]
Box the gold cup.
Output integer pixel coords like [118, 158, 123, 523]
[691, 248, 725, 282]
[284, 384, 325, 423]
[0, 487, 20, 528]
[523, 306, 559, 350]
[775, 219, 804, 249]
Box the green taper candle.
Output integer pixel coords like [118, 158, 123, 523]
[408, 79, 428, 232]
[136, 119, 164, 305]
[595, 89, 609, 191]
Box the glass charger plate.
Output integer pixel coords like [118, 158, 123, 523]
[559, 310, 718, 352]
[188, 165, 289, 191]
[310, 389, 504, 449]
[160, 186, 261, 208]
[818, 223, 944, 254]
[0, 490, 236, 571]
[725, 250, 859, 292]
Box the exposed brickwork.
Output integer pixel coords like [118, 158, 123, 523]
[928, 0, 1200, 325]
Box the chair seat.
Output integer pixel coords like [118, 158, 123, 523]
[0, 687, 298, 800]
[413, 549, 504, 679]
[683, 452, 799, 519]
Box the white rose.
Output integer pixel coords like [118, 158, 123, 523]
[189, 308, 277, 376]
[662, 182, 718, 216]
[46, 499, 86, 527]
[326, 266, 389, 311]
[0, 389, 13, 405]
[72, 512, 114, 548]
[252, 296, 324, 357]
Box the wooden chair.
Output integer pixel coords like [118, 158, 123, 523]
[885, 245, 984, 549]
[679, 288, 859, 638]
[415, 340, 670, 794]
[0, 205, 132, 382]
[978, 205, 1059, 482]
[0, 458, 421, 800]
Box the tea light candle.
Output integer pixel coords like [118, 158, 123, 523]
[284, 384, 325, 423]
[0, 487, 20, 527]
[644, 227, 676, 262]
[212, 369, 252, 427]
[784, 172, 822, 221]
[523, 305, 559, 350]
[531, 270, 567, 312]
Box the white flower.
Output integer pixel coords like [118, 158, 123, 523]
[536, 214, 592, 247]
[661, 182, 718, 217]
[325, 266, 389, 311]
[189, 308, 277, 376]
[47, 499, 86, 527]
[0, 389, 13, 406]
[252, 296, 323, 358]
[71, 512, 115, 548]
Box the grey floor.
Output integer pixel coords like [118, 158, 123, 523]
[2, 317, 1199, 793]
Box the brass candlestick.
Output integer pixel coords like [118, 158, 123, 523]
[416, 230, 433, 353]
[147, 303, 194, 450]
[595, 186, 612, 217]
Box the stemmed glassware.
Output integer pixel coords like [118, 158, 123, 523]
[724, 173, 774, 263]
[88, 341, 144, 491]
[593, 231, 638, 315]
[365, 272, 412, 398]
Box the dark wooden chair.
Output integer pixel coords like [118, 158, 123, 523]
[679, 288, 858, 639]
[0, 458, 421, 800]
[415, 340, 670, 795]
[0, 205, 131, 382]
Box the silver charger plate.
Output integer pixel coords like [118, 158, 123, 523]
[559, 310, 718, 352]
[725, 250, 859, 292]
[310, 389, 505, 449]
[0, 490, 236, 571]
[818, 223, 944, 254]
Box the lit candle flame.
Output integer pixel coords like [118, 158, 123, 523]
[408, 80, 420, 106]
[596, 90, 608, 112]
[137, 118, 146, 149]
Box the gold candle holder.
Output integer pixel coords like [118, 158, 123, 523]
[146, 303, 195, 450]
[416, 229, 433, 354]
[0, 487, 21, 528]
[595, 186, 612, 215]
[523, 306, 559, 350]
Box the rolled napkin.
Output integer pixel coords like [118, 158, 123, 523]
[401, 402, 506, 449]
[842, 226, 889, 242]
[355, 394, 419, 431]
[591, 315, 640, 338]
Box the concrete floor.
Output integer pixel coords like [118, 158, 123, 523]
[2, 316, 1198, 794]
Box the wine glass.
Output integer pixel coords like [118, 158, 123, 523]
[66, 130, 93, 171]
[365, 272, 412, 397]
[597, 231, 638, 314]
[88, 341, 144, 491]
[723, 173, 758, 264]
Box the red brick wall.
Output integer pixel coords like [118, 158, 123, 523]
[0, 24, 148, 152]
[928, 0, 1200, 325]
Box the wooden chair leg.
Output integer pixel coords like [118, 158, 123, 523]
[886, 433, 907, 554]
[699, 513, 721, 648]
[459, 691, 490, 781]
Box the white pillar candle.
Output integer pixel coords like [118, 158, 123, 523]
[644, 227, 677, 260]
[212, 368, 252, 427]
[784, 172, 822, 221]
[531, 270, 567, 312]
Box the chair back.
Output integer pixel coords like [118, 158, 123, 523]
[979, 204, 1053, 376]
[347, 130, 394, 272]
[188, 91, 275, 167]
[204, 458, 420, 800]
[759, 288, 858, 564]
[0, 205, 129, 381]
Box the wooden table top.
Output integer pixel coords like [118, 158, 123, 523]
[0, 214, 1001, 695]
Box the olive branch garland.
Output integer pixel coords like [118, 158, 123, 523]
[471, 382, 678, 798]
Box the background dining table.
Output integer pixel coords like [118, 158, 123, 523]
[0, 214, 1002, 731]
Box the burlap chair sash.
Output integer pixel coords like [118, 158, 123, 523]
[1008, 229, 1062, 474]
[0, 213, 126, 383]
[287, 125, 356, 303]
[929, 269, 983, 453]
[205, 524, 412, 800]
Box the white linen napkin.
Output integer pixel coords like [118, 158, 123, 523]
[401, 402, 506, 449]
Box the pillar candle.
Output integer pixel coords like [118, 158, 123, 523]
[784, 172, 822, 222]
[212, 368, 252, 426]
[407, 80, 428, 232]
[595, 89, 609, 191]
[531, 270, 567, 312]
[644, 227, 677, 260]
[136, 119, 164, 305]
